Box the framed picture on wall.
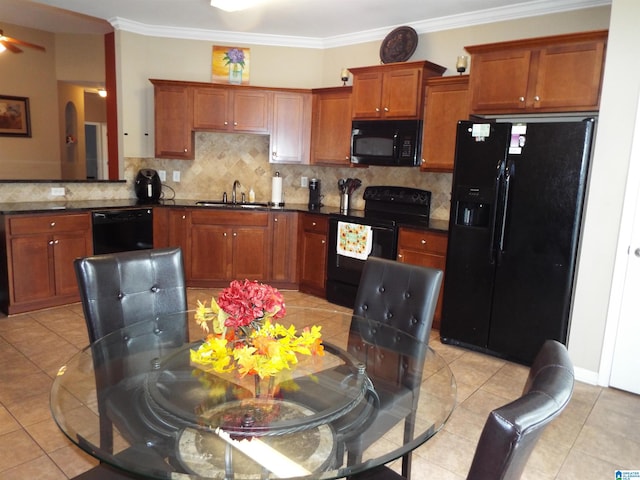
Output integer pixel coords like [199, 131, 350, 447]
[212, 46, 250, 85]
[0, 95, 31, 137]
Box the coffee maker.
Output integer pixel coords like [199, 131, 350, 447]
[308, 178, 323, 209]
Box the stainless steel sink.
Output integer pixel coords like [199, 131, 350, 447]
[195, 201, 270, 209]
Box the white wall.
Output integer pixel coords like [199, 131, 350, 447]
[569, 0, 640, 381]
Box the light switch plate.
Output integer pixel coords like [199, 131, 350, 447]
[158, 170, 167, 182]
[301, 176, 308, 188]
[172, 171, 181, 182]
[51, 187, 65, 196]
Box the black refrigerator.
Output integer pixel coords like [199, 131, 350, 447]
[440, 118, 595, 365]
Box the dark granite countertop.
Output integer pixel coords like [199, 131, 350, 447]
[0, 199, 448, 233]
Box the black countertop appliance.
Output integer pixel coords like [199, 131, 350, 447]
[135, 169, 162, 203]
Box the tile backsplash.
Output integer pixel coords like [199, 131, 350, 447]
[0, 131, 452, 221]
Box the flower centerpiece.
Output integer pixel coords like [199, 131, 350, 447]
[223, 47, 245, 84]
[191, 280, 324, 385]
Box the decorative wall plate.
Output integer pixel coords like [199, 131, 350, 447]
[380, 26, 418, 64]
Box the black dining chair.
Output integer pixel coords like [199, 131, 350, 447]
[72, 247, 188, 479]
[289, 257, 443, 477]
[352, 339, 575, 480]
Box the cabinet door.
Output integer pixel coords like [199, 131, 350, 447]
[154, 84, 194, 159]
[351, 71, 384, 119]
[311, 88, 352, 165]
[168, 209, 191, 277]
[300, 231, 327, 296]
[270, 91, 311, 164]
[193, 87, 231, 130]
[397, 229, 447, 328]
[382, 67, 423, 119]
[232, 226, 269, 281]
[53, 231, 91, 297]
[533, 39, 605, 111]
[469, 49, 532, 113]
[421, 76, 469, 172]
[271, 212, 299, 285]
[10, 235, 54, 304]
[191, 224, 232, 282]
[233, 90, 271, 133]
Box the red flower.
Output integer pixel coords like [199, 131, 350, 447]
[218, 280, 286, 329]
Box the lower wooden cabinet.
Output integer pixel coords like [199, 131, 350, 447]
[1, 212, 92, 314]
[270, 212, 299, 288]
[397, 227, 447, 330]
[188, 210, 270, 286]
[299, 213, 328, 297]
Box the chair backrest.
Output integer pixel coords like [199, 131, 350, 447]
[350, 257, 443, 387]
[466, 339, 575, 480]
[74, 247, 188, 343]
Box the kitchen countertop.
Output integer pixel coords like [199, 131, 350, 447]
[0, 199, 448, 233]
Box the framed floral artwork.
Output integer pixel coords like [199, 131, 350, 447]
[212, 46, 250, 85]
[0, 95, 31, 137]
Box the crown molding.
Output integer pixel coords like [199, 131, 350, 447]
[111, 0, 611, 49]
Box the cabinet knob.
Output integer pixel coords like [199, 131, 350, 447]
[272, 151, 277, 158]
[182, 215, 186, 219]
[48, 240, 54, 245]
[183, 148, 187, 153]
[321, 240, 325, 244]
[346, 156, 350, 160]
[54, 239, 59, 245]
[519, 96, 525, 102]
[50, 222, 56, 227]
[398, 254, 403, 259]
[534, 95, 540, 101]
[224, 121, 228, 126]
[421, 239, 426, 245]
[375, 107, 380, 112]
[312, 222, 316, 226]
[383, 107, 389, 112]
[233, 122, 238, 126]
[274, 217, 278, 222]
[233, 232, 237, 237]
[223, 232, 227, 237]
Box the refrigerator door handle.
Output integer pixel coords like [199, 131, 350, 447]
[498, 162, 512, 254]
[489, 159, 505, 263]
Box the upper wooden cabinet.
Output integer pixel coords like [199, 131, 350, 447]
[270, 90, 312, 164]
[421, 75, 470, 172]
[152, 81, 194, 159]
[193, 86, 271, 134]
[467, 30, 607, 114]
[349, 60, 446, 120]
[310, 87, 352, 166]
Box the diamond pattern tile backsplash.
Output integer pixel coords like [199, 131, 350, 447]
[1, 131, 452, 220]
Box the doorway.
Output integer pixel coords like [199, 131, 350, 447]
[85, 122, 108, 180]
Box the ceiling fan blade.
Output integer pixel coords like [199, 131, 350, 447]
[3, 35, 45, 52]
[0, 40, 23, 54]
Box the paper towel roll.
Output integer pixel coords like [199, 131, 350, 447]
[271, 174, 283, 205]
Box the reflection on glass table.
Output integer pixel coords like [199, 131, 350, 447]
[50, 308, 456, 479]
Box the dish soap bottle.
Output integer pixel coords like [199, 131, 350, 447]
[249, 187, 255, 203]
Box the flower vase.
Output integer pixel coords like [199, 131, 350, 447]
[229, 63, 243, 84]
[254, 375, 276, 399]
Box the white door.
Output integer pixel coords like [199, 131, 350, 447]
[609, 109, 640, 394]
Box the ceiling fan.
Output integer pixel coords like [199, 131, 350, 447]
[0, 30, 46, 54]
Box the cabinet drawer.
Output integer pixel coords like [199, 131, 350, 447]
[398, 228, 447, 254]
[9, 213, 91, 235]
[190, 209, 269, 227]
[301, 214, 328, 234]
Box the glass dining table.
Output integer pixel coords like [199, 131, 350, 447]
[50, 307, 456, 479]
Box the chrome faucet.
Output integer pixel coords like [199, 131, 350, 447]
[231, 180, 241, 204]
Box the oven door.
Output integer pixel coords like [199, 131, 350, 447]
[326, 215, 397, 308]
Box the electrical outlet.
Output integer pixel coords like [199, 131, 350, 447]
[51, 187, 65, 196]
[172, 170, 181, 182]
[158, 170, 167, 182]
[301, 176, 308, 188]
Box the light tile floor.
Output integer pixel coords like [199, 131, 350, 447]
[0, 289, 638, 479]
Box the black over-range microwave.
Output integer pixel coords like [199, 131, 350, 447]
[350, 119, 422, 166]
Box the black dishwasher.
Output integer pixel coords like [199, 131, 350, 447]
[92, 208, 153, 254]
